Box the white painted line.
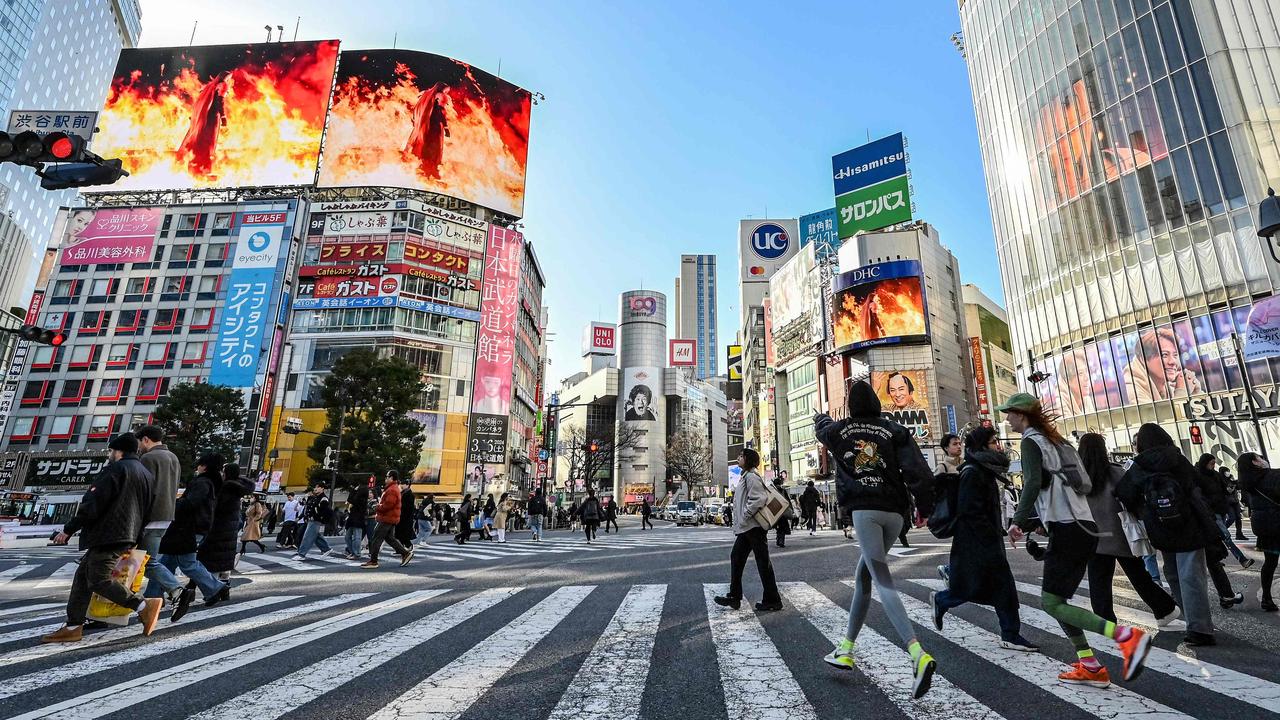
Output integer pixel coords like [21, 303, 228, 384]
[190, 588, 517, 720]
[914, 579, 1280, 713]
[0, 591, 305, 696]
[703, 583, 818, 720]
[7, 591, 425, 720]
[305, 554, 365, 568]
[1013, 580, 1160, 630]
[849, 581, 1195, 720]
[780, 582, 1005, 720]
[233, 558, 269, 575]
[369, 585, 595, 720]
[547, 584, 665, 720]
[0, 565, 39, 587]
[261, 553, 322, 571]
[33, 562, 76, 589]
[0, 601, 61, 619]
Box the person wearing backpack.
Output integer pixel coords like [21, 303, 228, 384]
[928, 426, 1037, 651]
[1236, 453, 1279, 611]
[1077, 433, 1179, 626]
[1003, 394, 1152, 688]
[814, 381, 937, 699]
[1115, 423, 1216, 646]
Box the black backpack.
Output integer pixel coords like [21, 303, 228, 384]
[926, 472, 960, 539]
[1146, 470, 1189, 529]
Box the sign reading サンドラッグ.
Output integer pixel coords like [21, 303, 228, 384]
[831, 132, 912, 239]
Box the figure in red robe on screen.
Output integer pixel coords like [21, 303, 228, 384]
[178, 70, 231, 177]
[405, 82, 451, 179]
[861, 290, 887, 341]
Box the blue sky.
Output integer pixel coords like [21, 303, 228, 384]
[139, 0, 1000, 387]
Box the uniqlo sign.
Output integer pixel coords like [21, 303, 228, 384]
[670, 338, 696, 367]
[583, 322, 616, 355]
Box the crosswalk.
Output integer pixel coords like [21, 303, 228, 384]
[0, 577, 1274, 719]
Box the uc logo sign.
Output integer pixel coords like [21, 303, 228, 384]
[750, 223, 789, 260]
[247, 231, 271, 253]
[628, 296, 658, 316]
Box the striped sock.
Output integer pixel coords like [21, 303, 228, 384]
[1077, 648, 1102, 671]
[908, 640, 923, 661]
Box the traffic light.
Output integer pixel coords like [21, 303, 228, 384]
[587, 440, 599, 453]
[39, 158, 127, 191]
[1190, 425, 1203, 445]
[0, 131, 85, 167]
[17, 324, 63, 346]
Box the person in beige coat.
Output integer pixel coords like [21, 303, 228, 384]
[494, 493, 514, 543]
[238, 495, 269, 555]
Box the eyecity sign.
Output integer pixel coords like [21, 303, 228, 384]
[832, 132, 912, 239]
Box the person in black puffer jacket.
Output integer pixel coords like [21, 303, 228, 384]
[1116, 424, 1216, 645]
[1237, 453, 1280, 611]
[157, 454, 228, 606]
[198, 463, 252, 582]
[344, 485, 369, 559]
[1195, 454, 1253, 569]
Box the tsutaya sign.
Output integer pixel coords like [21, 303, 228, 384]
[1183, 386, 1280, 421]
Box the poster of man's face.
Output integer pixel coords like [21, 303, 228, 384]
[472, 373, 511, 416]
[621, 367, 659, 422]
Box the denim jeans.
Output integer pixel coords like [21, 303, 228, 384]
[145, 534, 224, 600]
[529, 516, 543, 538]
[1162, 548, 1213, 635]
[139, 527, 180, 597]
[296, 521, 331, 557]
[344, 527, 364, 557]
[416, 519, 433, 542]
[1215, 514, 1248, 562]
[1143, 553, 1161, 583]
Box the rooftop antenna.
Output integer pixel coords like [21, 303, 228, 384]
[497, 59, 502, 77]
[392, 32, 397, 49]
[293, 16, 300, 41]
[264, 25, 273, 42]
[189, 20, 198, 45]
[277, 25, 284, 42]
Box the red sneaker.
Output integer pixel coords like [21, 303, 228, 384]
[1058, 661, 1111, 688]
[1116, 627, 1152, 681]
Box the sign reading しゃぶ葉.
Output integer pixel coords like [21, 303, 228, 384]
[210, 209, 290, 387]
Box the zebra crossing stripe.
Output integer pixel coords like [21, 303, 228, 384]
[369, 585, 595, 720]
[188, 587, 519, 720]
[912, 579, 1280, 712]
[263, 553, 323, 571]
[0, 601, 61, 620]
[779, 582, 1006, 720]
[1013, 581, 1160, 630]
[703, 584, 819, 720]
[32, 563, 76, 590]
[852, 581, 1197, 719]
[408, 550, 462, 562]
[306, 554, 365, 568]
[547, 584, 666, 720]
[0, 595, 301, 677]
[233, 558, 269, 575]
[0, 565, 38, 587]
[0, 591, 313, 696]
[7, 591, 425, 720]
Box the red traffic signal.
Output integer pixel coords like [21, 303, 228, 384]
[18, 324, 64, 346]
[44, 132, 83, 161]
[0, 131, 85, 166]
[1190, 425, 1203, 445]
[587, 440, 599, 453]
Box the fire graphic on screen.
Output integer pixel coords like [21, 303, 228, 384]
[831, 276, 927, 352]
[318, 50, 532, 217]
[94, 41, 339, 190]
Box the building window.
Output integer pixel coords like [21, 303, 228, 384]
[30, 345, 57, 370]
[137, 377, 164, 401]
[205, 243, 229, 265]
[144, 342, 171, 367]
[59, 379, 91, 405]
[177, 214, 199, 232]
[79, 310, 109, 335]
[123, 276, 151, 299]
[116, 309, 146, 334]
[51, 279, 76, 303]
[20, 381, 50, 406]
[212, 213, 234, 235]
[106, 343, 133, 367]
[48, 415, 77, 441]
[182, 341, 207, 366]
[88, 277, 112, 298]
[68, 344, 98, 369]
[153, 308, 180, 332]
[99, 378, 128, 403]
[88, 414, 116, 439]
[191, 307, 215, 331]
[196, 275, 219, 296]
[10, 416, 38, 441]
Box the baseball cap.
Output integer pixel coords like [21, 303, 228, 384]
[996, 393, 1040, 413]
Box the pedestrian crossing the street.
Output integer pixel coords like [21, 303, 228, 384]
[0, 578, 1275, 719]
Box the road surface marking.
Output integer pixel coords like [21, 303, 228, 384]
[0, 565, 39, 588]
[32, 562, 76, 590]
[1012, 580, 1160, 629]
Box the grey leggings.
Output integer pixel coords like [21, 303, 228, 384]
[845, 509, 917, 647]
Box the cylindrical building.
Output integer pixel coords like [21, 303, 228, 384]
[616, 290, 667, 499]
[960, 0, 1280, 457]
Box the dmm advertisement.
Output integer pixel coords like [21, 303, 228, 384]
[95, 41, 339, 190]
[59, 208, 165, 266]
[870, 369, 932, 442]
[464, 226, 524, 476]
[830, 260, 929, 353]
[210, 208, 290, 386]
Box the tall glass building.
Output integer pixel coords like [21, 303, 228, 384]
[960, 0, 1280, 456]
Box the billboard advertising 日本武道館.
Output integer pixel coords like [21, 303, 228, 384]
[94, 41, 339, 191]
[318, 50, 532, 217]
[830, 260, 929, 353]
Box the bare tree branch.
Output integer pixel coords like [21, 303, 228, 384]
[662, 429, 713, 499]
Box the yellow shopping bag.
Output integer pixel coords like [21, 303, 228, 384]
[87, 548, 149, 626]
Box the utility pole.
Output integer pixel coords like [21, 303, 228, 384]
[1232, 334, 1269, 461]
[329, 404, 346, 505]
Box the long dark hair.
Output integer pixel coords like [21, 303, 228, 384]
[1019, 405, 1066, 445]
[1195, 453, 1217, 474]
[1076, 433, 1111, 497]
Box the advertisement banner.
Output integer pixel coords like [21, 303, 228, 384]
[769, 244, 815, 329]
[59, 208, 164, 265]
[306, 274, 400, 299]
[799, 207, 840, 257]
[25, 453, 109, 488]
[318, 241, 387, 262]
[583, 322, 616, 355]
[1244, 295, 1280, 361]
[318, 49, 532, 217]
[836, 173, 912, 239]
[830, 260, 929, 353]
[95, 41, 339, 191]
[299, 263, 391, 278]
[210, 209, 288, 386]
[421, 215, 487, 255]
[0, 291, 44, 446]
[405, 241, 470, 274]
[669, 339, 696, 367]
[870, 369, 932, 442]
[293, 296, 395, 310]
[831, 132, 907, 197]
[763, 298, 775, 368]
[727, 344, 743, 381]
[464, 226, 524, 475]
[739, 219, 799, 282]
[622, 294, 663, 322]
[313, 211, 393, 235]
[970, 337, 990, 415]
[620, 367, 660, 422]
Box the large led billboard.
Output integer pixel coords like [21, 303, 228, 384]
[830, 259, 929, 353]
[319, 50, 532, 217]
[870, 369, 932, 442]
[94, 41, 340, 191]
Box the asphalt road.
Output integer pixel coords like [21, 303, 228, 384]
[0, 516, 1275, 720]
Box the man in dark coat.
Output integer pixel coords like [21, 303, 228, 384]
[395, 480, 416, 547]
[800, 481, 821, 535]
[44, 433, 163, 642]
[156, 453, 229, 614]
[197, 463, 252, 580]
[344, 485, 368, 560]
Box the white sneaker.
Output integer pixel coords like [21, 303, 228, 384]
[318, 549, 331, 557]
[1156, 606, 1181, 627]
[290, 554, 305, 561]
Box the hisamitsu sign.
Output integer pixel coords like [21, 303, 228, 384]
[832, 132, 912, 239]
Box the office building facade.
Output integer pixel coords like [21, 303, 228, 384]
[674, 254, 718, 379]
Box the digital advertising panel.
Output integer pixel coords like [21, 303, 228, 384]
[870, 369, 932, 442]
[95, 40, 340, 191]
[621, 366, 660, 422]
[59, 207, 164, 266]
[464, 226, 525, 477]
[739, 219, 800, 282]
[210, 208, 290, 386]
[799, 207, 840, 257]
[319, 49, 532, 217]
[769, 244, 815, 329]
[582, 322, 616, 355]
[830, 260, 929, 354]
[831, 132, 911, 239]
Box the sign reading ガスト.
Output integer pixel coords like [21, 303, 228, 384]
[210, 209, 288, 387]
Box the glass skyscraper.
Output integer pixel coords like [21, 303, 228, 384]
[959, 0, 1280, 456]
[674, 254, 718, 379]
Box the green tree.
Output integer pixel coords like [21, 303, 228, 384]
[306, 348, 427, 489]
[150, 382, 246, 478]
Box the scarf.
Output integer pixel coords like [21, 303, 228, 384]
[965, 448, 1011, 485]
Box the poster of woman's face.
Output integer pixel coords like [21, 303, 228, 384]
[621, 367, 659, 422]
